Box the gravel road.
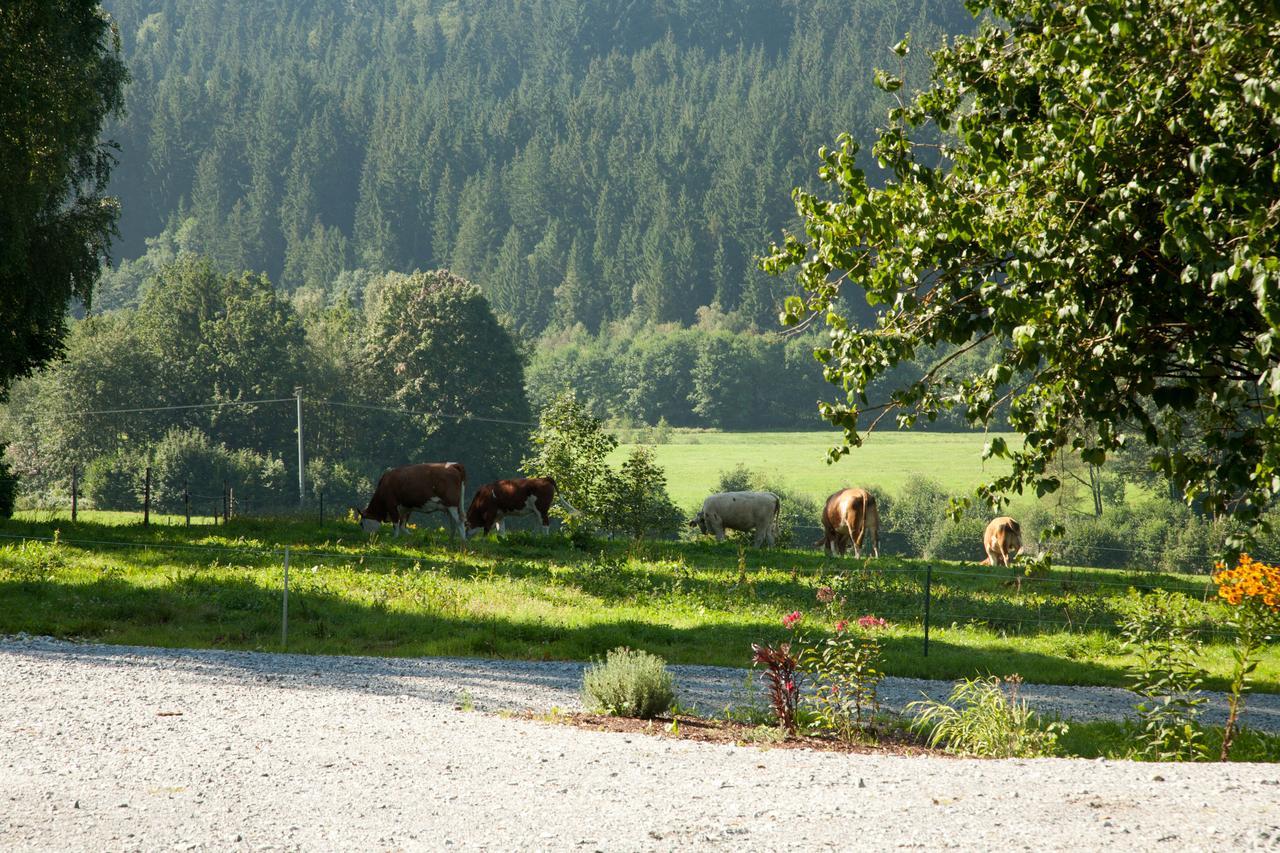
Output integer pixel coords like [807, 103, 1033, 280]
[3, 637, 1279, 851]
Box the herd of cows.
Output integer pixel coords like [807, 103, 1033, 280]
[352, 461, 1025, 565]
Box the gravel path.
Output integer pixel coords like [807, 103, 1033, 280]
[3, 638, 1279, 851]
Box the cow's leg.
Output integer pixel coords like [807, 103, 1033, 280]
[713, 523, 726, 543]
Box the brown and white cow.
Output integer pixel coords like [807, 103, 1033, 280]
[689, 491, 780, 547]
[353, 462, 467, 538]
[980, 516, 1022, 567]
[820, 487, 880, 558]
[466, 476, 558, 536]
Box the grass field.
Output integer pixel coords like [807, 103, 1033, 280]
[612, 430, 1017, 510]
[2, 512, 1275, 699]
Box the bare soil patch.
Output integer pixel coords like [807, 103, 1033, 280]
[535, 711, 948, 757]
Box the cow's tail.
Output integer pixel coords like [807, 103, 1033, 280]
[449, 462, 467, 540]
[771, 493, 780, 541]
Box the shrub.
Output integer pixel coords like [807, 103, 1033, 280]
[924, 516, 989, 561]
[800, 617, 887, 741]
[581, 647, 675, 719]
[148, 427, 286, 514]
[601, 447, 683, 540]
[908, 675, 1065, 758]
[1049, 514, 1129, 569]
[889, 474, 951, 557]
[751, 640, 801, 734]
[1213, 556, 1280, 760]
[82, 450, 145, 511]
[1118, 590, 1208, 761]
[307, 457, 374, 514]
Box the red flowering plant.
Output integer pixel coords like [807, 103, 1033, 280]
[751, 610, 806, 733]
[799, 614, 890, 741]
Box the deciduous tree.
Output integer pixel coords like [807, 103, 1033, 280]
[768, 0, 1280, 546]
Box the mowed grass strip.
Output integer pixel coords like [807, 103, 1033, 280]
[612, 430, 1018, 510]
[0, 513, 1273, 693]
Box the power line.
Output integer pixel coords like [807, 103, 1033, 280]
[57, 397, 297, 417]
[313, 398, 536, 428]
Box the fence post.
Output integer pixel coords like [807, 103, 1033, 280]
[923, 563, 932, 658]
[71, 466, 78, 522]
[143, 466, 152, 527]
[318, 490, 324, 526]
[229, 487, 235, 519]
[223, 480, 229, 524]
[281, 545, 290, 649]
[184, 481, 190, 527]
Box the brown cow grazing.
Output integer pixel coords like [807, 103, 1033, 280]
[466, 477, 558, 536]
[980, 516, 1022, 567]
[354, 462, 467, 538]
[820, 488, 880, 558]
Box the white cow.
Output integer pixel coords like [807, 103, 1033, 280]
[688, 491, 780, 547]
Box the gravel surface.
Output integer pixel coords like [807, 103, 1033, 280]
[3, 637, 1279, 851]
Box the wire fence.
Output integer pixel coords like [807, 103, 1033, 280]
[8, 394, 1275, 574]
[0, 527, 1252, 650]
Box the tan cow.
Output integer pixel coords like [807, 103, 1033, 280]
[980, 516, 1022, 567]
[354, 462, 468, 538]
[820, 488, 880, 558]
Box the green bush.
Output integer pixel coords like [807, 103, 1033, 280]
[307, 457, 374, 514]
[83, 450, 145, 511]
[602, 447, 683, 540]
[889, 474, 951, 557]
[1051, 514, 1130, 569]
[908, 675, 1064, 758]
[148, 427, 286, 514]
[581, 647, 676, 719]
[924, 516, 989, 562]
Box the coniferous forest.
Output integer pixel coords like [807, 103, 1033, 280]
[98, 0, 969, 331]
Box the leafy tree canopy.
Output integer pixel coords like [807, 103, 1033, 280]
[768, 0, 1280, 546]
[0, 1, 128, 395]
[359, 269, 531, 486]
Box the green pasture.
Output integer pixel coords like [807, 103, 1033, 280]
[612, 430, 1018, 510]
[1, 512, 1274, 699]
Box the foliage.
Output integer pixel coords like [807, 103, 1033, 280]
[1213, 555, 1280, 759]
[715, 464, 820, 547]
[603, 447, 684, 540]
[798, 616, 887, 741]
[96, 0, 972, 331]
[908, 675, 1064, 758]
[523, 391, 618, 533]
[148, 427, 285, 514]
[82, 450, 144, 511]
[358, 269, 530, 487]
[924, 516, 990, 562]
[890, 475, 952, 557]
[767, 0, 1280, 548]
[581, 646, 675, 719]
[0, 0, 128, 394]
[1118, 590, 1208, 761]
[750, 639, 801, 734]
[306, 458, 373, 515]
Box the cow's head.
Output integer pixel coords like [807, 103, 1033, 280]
[465, 492, 487, 531]
[351, 507, 381, 534]
[688, 511, 707, 534]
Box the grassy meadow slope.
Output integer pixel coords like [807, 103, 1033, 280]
[1, 513, 1272, 695]
[612, 430, 1017, 510]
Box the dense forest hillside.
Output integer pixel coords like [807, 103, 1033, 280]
[98, 0, 970, 333]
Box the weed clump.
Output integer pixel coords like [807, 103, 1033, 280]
[908, 675, 1065, 758]
[581, 646, 675, 719]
